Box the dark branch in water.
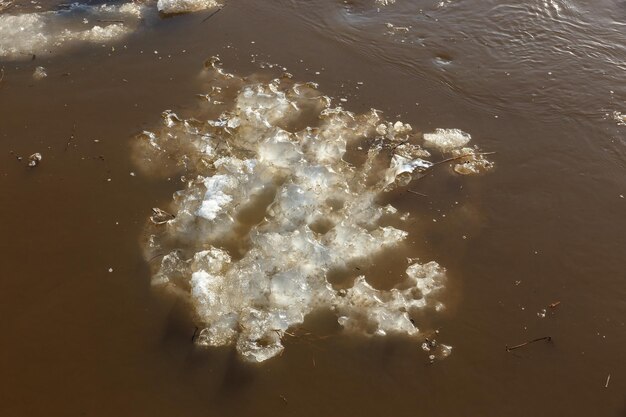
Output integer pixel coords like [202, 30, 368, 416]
[433, 151, 496, 167]
[97, 19, 125, 24]
[407, 189, 427, 197]
[506, 336, 552, 352]
[390, 139, 409, 151]
[201, 7, 222, 23]
[148, 253, 167, 263]
[191, 326, 199, 342]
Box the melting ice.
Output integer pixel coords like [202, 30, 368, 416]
[135, 61, 493, 362]
[0, 3, 144, 58]
[157, 0, 221, 15]
[0, 0, 222, 58]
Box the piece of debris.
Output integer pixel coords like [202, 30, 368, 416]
[27, 153, 42, 167]
[548, 301, 561, 309]
[150, 207, 175, 224]
[605, 374, 611, 388]
[279, 395, 288, 404]
[506, 336, 552, 352]
[33, 66, 47, 80]
[407, 189, 427, 197]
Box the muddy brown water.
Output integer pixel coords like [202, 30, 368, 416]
[1, 0, 625, 416]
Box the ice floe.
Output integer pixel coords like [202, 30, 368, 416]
[0, 3, 145, 59]
[135, 61, 492, 362]
[0, 1, 223, 59]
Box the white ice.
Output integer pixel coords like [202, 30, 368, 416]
[423, 128, 472, 151]
[157, 0, 220, 14]
[0, 3, 145, 59]
[136, 64, 490, 362]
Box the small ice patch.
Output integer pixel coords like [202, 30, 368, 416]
[423, 128, 471, 152]
[612, 111, 626, 126]
[32, 66, 47, 80]
[157, 0, 221, 14]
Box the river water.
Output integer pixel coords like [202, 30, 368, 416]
[1, 0, 625, 415]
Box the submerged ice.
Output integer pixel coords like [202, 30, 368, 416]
[136, 62, 492, 362]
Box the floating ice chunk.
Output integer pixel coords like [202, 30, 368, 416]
[117, 3, 144, 17]
[335, 276, 419, 336]
[0, 3, 144, 59]
[613, 111, 626, 126]
[334, 260, 444, 336]
[70, 23, 128, 42]
[451, 147, 494, 175]
[384, 154, 432, 186]
[157, 0, 221, 15]
[423, 128, 471, 152]
[406, 261, 445, 297]
[32, 66, 47, 80]
[27, 152, 42, 167]
[136, 65, 491, 362]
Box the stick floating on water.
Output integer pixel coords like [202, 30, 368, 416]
[506, 336, 552, 352]
[201, 7, 222, 23]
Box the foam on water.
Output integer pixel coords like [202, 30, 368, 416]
[135, 61, 492, 362]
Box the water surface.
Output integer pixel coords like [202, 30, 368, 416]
[1, 0, 624, 415]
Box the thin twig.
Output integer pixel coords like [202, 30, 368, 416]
[97, 19, 125, 24]
[432, 151, 496, 167]
[605, 374, 611, 388]
[411, 151, 496, 179]
[390, 139, 409, 151]
[201, 7, 222, 23]
[506, 336, 552, 352]
[191, 326, 199, 342]
[407, 189, 427, 197]
[149, 253, 167, 263]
